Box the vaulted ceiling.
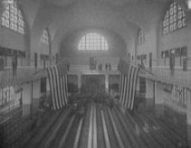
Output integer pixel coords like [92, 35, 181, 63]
[20, 0, 175, 54]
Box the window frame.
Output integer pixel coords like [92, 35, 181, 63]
[162, 1, 186, 35]
[1, 0, 25, 34]
[78, 32, 109, 51]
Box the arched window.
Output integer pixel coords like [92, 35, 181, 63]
[78, 33, 109, 51]
[137, 29, 145, 45]
[1, 0, 25, 34]
[40, 29, 49, 45]
[162, 1, 186, 35]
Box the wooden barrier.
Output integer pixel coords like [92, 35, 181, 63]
[107, 108, 125, 148]
[23, 110, 62, 148]
[73, 118, 83, 148]
[87, 104, 93, 148]
[101, 110, 111, 148]
[16, 95, 190, 148]
[57, 115, 76, 148]
[40, 108, 72, 148]
[112, 107, 143, 148]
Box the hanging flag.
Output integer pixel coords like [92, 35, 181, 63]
[119, 61, 140, 110]
[47, 62, 68, 110]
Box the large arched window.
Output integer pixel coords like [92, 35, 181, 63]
[1, 0, 25, 34]
[78, 33, 109, 51]
[162, 1, 186, 35]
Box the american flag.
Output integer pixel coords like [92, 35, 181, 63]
[119, 60, 140, 110]
[47, 62, 68, 110]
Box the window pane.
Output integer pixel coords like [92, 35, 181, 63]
[78, 33, 108, 51]
[163, 2, 186, 35]
[1, 0, 25, 34]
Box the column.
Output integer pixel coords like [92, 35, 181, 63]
[154, 81, 165, 117]
[32, 80, 41, 114]
[78, 74, 82, 92]
[105, 74, 109, 93]
[145, 79, 154, 108]
[46, 78, 50, 93]
[22, 82, 32, 117]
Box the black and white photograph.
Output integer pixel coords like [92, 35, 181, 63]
[0, 0, 191, 147]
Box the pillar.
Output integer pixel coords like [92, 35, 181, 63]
[78, 74, 82, 92]
[105, 74, 109, 93]
[145, 79, 155, 109]
[46, 78, 50, 93]
[22, 82, 32, 117]
[154, 82, 165, 117]
[32, 80, 41, 114]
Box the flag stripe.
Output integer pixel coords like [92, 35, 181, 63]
[47, 67, 56, 109]
[130, 67, 140, 109]
[52, 66, 60, 109]
[55, 66, 63, 109]
[126, 66, 134, 109]
[60, 76, 65, 106]
[123, 76, 128, 107]
[57, 65, 65, 107]
[119, 63, 140, 110]
[121, 74, 126, 104]
[119, 73, 123, 103]
[49, 66, 58, 109]
[47, 67, 55, 109]
[65, 75, 68, 104]
[47, 63, 68, 110]
[62, 75, 67, 105]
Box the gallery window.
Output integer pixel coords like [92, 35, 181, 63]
[162, 1, 186, 35]
[1, 0, 25, 34]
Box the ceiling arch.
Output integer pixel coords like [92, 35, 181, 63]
[59, 27, 127, 57]
[49, 1, 139, 54]
[18, 0, 171, 55]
